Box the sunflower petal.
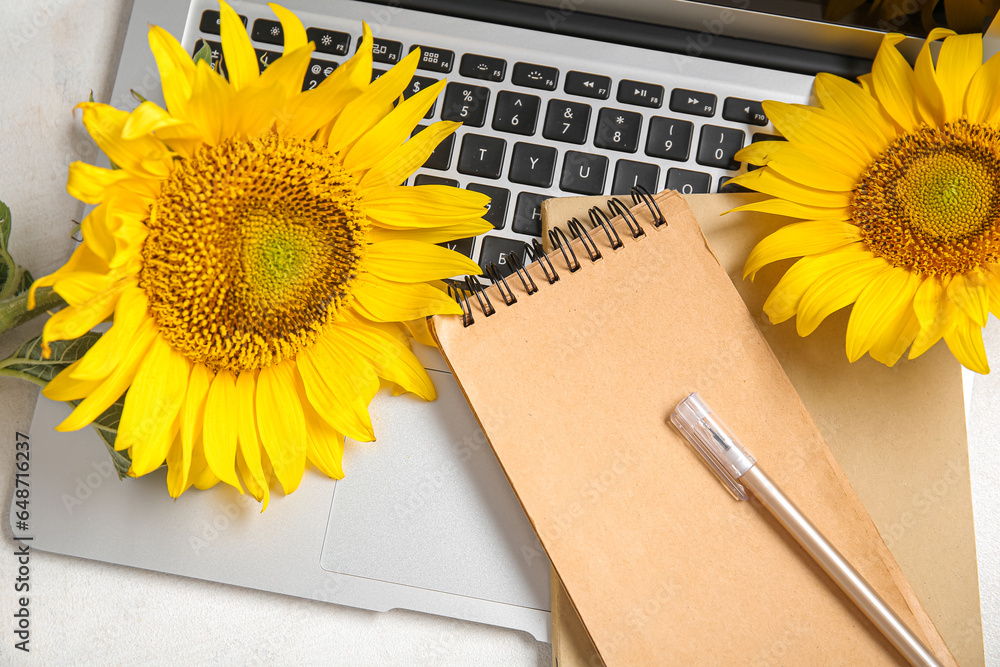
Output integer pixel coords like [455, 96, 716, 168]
[235, 370, 269, 509]
[296, 340, 377, 441]
[763, 245, 874, 324]
[331, 318, 436, 400]
[255, 361, 308, 494]
[302, 398, 346, 479]
[147, 25, 196, 115]
[945, 271, 989, 326]
[944, 313, 990, 373]
[203, 369, 243, 490]
[369, 222, 491, 245]
[736, 141, 861, 189]
[366, 239, 483, 282]
[343, 79, 448, 173]
[352, 274, 463, 322]
[53, 319, 158, 432]
[119, 335, 191, 476]
[761, 100, 878, 169]
[219, 0, 258, 91]
[723, 166, 850, 208]
[913, 28, 955, 125]
[938, 33, 984, 122]
[870, 34, 920, 132]
[169, 362, 212, 496]
[814, 73, 896, 147]
[966, 49, 1000, 123]
[269, 2, 308, 52]
[328, 46, 421, 155]
[795, 256, 887, 335]
[845, 267, 922, 362]
[69, 286, 149, 382]
[744, 221, 862, 280]
[867, 300, 919, 366]
[910, 275, 959, 359]
[725, 197, 852, 221]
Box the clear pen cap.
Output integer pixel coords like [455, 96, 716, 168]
[670, 392, 757, 500]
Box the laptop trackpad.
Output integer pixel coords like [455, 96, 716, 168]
[319, 365, 550, 610]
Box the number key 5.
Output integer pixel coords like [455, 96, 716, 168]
[442, 82, 491, 128]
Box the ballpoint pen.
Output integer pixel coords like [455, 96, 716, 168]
[670, 392, 943, 667]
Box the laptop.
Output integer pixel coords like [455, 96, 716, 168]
[16, 0, 998, 645]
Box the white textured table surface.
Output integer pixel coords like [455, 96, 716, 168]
[0, 2, 996, 665]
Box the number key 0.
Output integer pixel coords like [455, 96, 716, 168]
[696, 125, 746, 171]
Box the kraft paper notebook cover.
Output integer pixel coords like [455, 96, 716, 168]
[431, 190, 955, 665]
[540, 194, 983, 667]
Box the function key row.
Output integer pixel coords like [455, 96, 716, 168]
[201, 11, 767, 125]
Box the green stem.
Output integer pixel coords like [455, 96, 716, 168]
[0, 287, 66, 336]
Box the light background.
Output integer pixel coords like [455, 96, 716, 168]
[0, 0, 995, 664]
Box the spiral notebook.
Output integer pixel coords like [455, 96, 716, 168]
[430, 190, 955, 665]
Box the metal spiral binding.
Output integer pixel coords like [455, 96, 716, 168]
[631, 184, 666, 227]
[485, 262, 517, 306]
[567, 217, 602, 261]
[451, 185, 664, 321]
[588, 206, 624, 249]
[548, 225, 581, 272]
[507, 251, 538, 295]
[607, 197, 645, 239]
[529, 239, 559, 284]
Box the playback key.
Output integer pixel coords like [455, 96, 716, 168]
[670, 89, 717, 117]
[564, 71, 610, 99]
[617, 80, 664, 108]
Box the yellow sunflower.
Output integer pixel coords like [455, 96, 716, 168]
[730, 29, 1000, 374]
[28, 1, 490, 507]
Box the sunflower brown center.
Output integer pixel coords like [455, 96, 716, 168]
[852, 119, 1000, 275]
[140, 133, 367, 373]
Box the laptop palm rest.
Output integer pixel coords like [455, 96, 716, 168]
[321, 368, 551, 610]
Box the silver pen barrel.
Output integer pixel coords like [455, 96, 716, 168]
[740, 465, 942, 667]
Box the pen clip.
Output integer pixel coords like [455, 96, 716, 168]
[670, 392, 757, 501]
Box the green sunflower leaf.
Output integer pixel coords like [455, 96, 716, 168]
[0, 331, 132, 479]
[0, 199, 19, 301]
[192, 41, 213, 67]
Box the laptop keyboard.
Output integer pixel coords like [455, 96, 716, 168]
[187, 1, 813, 279]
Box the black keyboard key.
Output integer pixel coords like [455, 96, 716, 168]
[542, 100, 591, 145]
[612, 160, 660, 196]
[479, 237, 530, 277]
[439, 237, 475, 258]
[670, 89, 717, 117]
[415, 175, 459, 187]
[254, 49, 281, 73]
[479, 236, 530, 277]
[509, 142, 557, 188]
[411, 126, 455, 171]
[441, 83, 491, 127]
[513, 193, 549, 236]
[252, 19, 283, 45]
[358, 37, 403, 65]
[718, 176, 752, 194]
[403, 75, 439, 119]
[193, 39, 224, 75]
[199, 10, 247, 35]
[512, 62, 558, 91]
[696, 125, 745, 170]
[410, 45, 455, 73]
[467, 184, 510, 230]
[492, 91, 540, 136]
[594, 108, 642, 153]
[564, 71, 611, 99]
[371, 69, 386, 82]
[457, 134, 507, 179]
[666, 168, 711, 194]
[460, 54, 506, 82]
[307, 28, 350, 56]
[645, 117, 693, 162]
[560, 151, 609, 195]
[617, 80, 664, 108]
[722, 97, 768, 126]
[302, 59, 337, 91]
